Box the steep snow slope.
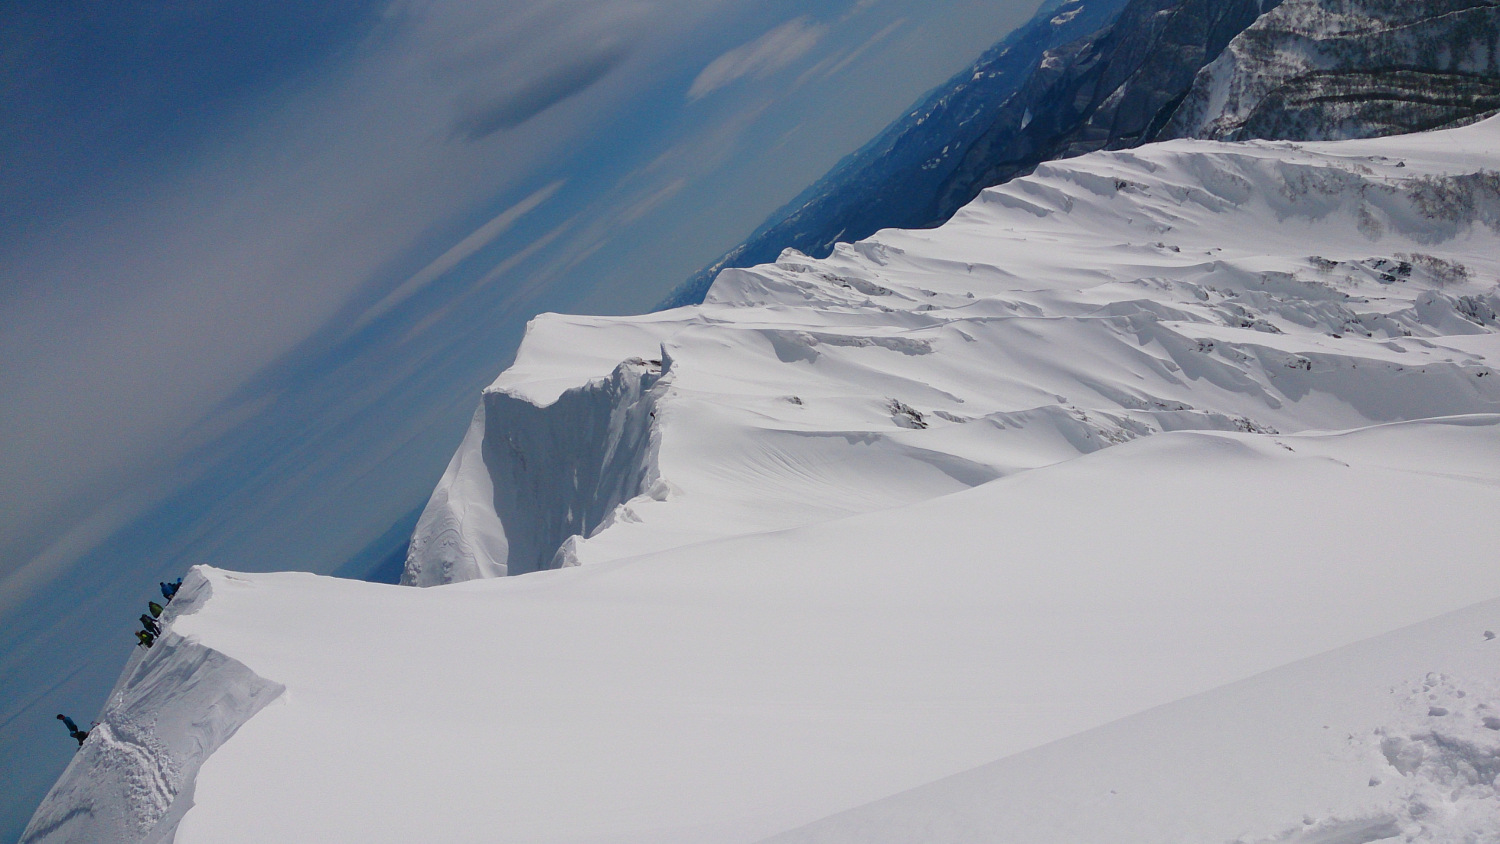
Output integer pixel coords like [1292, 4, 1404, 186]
[1163, 0, 1500, 142]
[19, 574, 283, 844]
[28, 119, 1500, 842]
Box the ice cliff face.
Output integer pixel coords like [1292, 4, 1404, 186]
[1163, 0, 1500, 142]
[407, 117, 1500, 586]
[402, 355, 665, 584]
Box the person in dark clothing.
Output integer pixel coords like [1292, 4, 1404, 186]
[139, 614, 162, 636]
[56, 714, 88, 747]
[160, 578, 183, 602]
[147, 601, 164, 618]
[136, 629, 155, 648]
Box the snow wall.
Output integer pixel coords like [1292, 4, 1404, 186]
[20, 570, 284, 844]
[402, 354, 667, 585]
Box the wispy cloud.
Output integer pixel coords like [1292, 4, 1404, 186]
[688, 17, 828, 101]
[353, 180, 566, 331]
[423, 0, 654, 140]
[453, 46, 629, 139]
[618, 177, 687, 224]
[0, 0, 707, 600]
[821, 18, 905, 81]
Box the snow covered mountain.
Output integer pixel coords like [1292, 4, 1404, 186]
[659, 0, 1270, 308]
[1163, 0, 1500, 141]
[407, 114, 1500, 587]
[27, 112, 1500, 842]
[664, 0, 1500, 312]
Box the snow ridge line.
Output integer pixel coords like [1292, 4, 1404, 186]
[21, 570, 286, 844]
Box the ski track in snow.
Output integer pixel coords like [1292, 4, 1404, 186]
[25, 117, 1500, 842]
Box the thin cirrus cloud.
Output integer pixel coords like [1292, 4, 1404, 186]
[351, 179, 567, 332]
[688, 17, 830, 101]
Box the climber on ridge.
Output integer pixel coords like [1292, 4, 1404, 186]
[160, 578, 183, 602]
[147, 601, 164, 618]
[136, 629, 156, 649]
[56, 714, 89, 747]
[139, 614, 162, 637]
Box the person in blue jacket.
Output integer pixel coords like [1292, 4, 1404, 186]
[160, 578, 182, 602]
[56, 714, 89, 747]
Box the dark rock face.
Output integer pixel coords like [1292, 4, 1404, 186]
[658, 0, 1272, 309]
[1161, 0, 1500, 141]
[938, 0, 1279, 218]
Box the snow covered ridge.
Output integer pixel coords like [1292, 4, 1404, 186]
[28, 118, 1500, 843]
[408, 115, 1500, 586]
[21, 570, 284, 844]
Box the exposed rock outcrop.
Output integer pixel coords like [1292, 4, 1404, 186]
[937, 0, 1280, 216]
[1162, 0, 1500, 141]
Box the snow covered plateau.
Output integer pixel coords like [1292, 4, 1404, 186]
[25, 116, 1500, 843]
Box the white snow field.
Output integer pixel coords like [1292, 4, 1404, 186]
[764, 596, 1500, 844]
[25, 117, 1500, 842]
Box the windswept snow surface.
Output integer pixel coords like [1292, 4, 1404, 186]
[31, 119, 1500, 841]
[762, 596, 1500, 844]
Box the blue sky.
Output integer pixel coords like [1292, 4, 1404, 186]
[0, 0, 1040, 834]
